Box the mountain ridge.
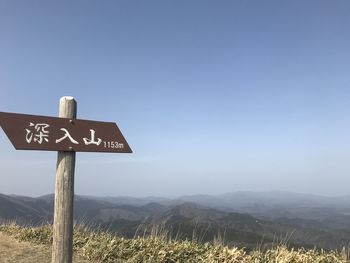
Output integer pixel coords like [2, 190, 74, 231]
[1, 191, 350, 250]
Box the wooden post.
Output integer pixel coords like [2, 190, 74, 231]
[52, 96, 77, 263]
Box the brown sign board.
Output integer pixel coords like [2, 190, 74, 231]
[0, 111, 132, 153]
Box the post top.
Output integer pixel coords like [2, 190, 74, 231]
[60, 96, 75, 101]
[59, 96, 77, 119]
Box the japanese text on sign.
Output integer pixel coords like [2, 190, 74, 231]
[24, 122, 124, 149]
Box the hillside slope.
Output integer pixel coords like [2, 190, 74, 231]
[0, 224, 347, 263]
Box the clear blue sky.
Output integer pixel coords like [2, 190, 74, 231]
[0, 1, 349, 197]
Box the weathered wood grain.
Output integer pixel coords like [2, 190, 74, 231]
[52, 96, 77, 263]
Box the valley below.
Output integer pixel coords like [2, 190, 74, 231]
[1, 191, 350, 251]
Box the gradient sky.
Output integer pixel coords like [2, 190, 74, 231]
[0, 1, 349, 197]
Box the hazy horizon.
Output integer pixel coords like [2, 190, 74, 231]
[1, 1, 349, 197]
[2, 189, 350, 200]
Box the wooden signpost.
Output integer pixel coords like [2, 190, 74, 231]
[0, 96, 132, 263]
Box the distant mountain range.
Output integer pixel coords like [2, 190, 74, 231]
[1, 191, 350, 250]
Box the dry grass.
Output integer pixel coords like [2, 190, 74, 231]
[0, 231, 92, 263]
[0, 223, 348, 263]
[0, 231, 51, 263]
